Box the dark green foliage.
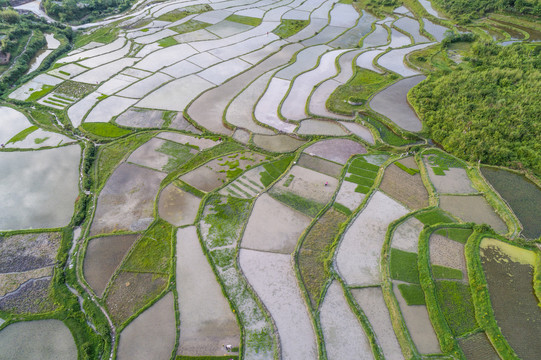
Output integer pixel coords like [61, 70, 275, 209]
[398, 283, 426, 305]
[43, 0, 137, 24]
[436, 280, 479, 336]
[411, 42, 541, 175]
[390, 248, 420, 284]
[431, 0, 540, 22]
[432, 265, 464, 280]
[415, 208, 456, 225]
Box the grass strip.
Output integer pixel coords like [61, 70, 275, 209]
[390, 248, 420, 284]
[397, 283, 426, 305]
[226, 14, 262, 26]
[81, 122, 132, 138]
[6, 126, 38, 144]
[395, 161, 420, 175]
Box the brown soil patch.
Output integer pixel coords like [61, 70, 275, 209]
[298, 209, 347, 309]
[297, 153, 343, 178]
[106, 271, 167, 326]
[380, 163, 429, 210]
[83, 234, 139, 297]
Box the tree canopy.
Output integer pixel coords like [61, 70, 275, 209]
[411, 42, 541, 175]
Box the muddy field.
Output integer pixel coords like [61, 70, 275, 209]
[380, 163, 429, 210]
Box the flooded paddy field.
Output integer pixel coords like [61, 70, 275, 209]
[1, 0, 538, 358]
[480, 238, 541, 359]
[481, 167, 541, 239]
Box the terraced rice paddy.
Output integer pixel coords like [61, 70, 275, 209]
[1, 0, 538, 359]
[480, 238, 541, 359]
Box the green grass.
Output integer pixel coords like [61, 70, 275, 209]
[174, 179, 205, 198]
[425, 150, 465, 170]
[272, 19, 309, 38]
[345, 174, 374, 187]
[432, 265, 464, 280]
[269, 190, 323, 217]
[415, 208, 456, 225]
[6, 126, 38, 144]
[122, 219, 173, 274]
[436, 280, 479, 336]
[34, 137, 49, 144]
[58, 70, 70, 76]
[26, 85, 54, 101]
[299, 209, 348, 308]
[226, 14, 262, 26]
[355, 185, 372, 194]
[155, 4, 213, 23]
[327, 68, 394, 115]
[350, 157, 380, 171]
[158, 36, 178, 47]
[435, 227, 473, 243]
[55, 80, 95, 98]
[348, 165, 378, 178]
[260, 154, 294, 187]
[395, 162, 420, 175]
[96, 132, 155, 189]
[81, 122, 132, 138]
[398, 283, 426, 305]
[390, 248, 420, 284]
[364, 117, 416, 147]
[203, 194, 252, 248]
[157, 141, 196, 172]
[74, 26, 119, 48]
[29, 109, 55, 129]
[333, 202, 352, 216]
[171, 20, 211, 34]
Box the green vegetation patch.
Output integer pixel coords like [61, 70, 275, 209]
[260, 154, 294, 187]
[269, 190, 323, 218]
[157, 141, 196, 172]
[327, 67, 394, 114]
[432, 265, 464, 280]
[345, 174, 374, 187]
[55, 81, 95, 98]
[436, 280, 479, 336]
[435, 227, 473, 243]
[203, 194, 252, 248]
[26, 85, 54, 101]
[96, 132, 155, 189]
[299, 209, 348, 308]
[347, 165, 378, 179]
[430, 0, 539, 22]
[158, 36, 178, 47]
[333, 202, 352, 216]
[415, 208, 456, 225]
[6, 126, 38, 144]
[171, 20, 211, 34]
[74, 26, 119, 48]
[364, 117, 417, 147]
[272, 19, 309, 38]
[122, 219, 174, 274]
[395, 162, 420, 175]
[411, 42, 541, 175]
[397, 283, 426, 305]
[226, 14, 262, 27]
[351, 157, 380, 171]
[390, 248, 420, 284]
[81, 122, 132, 138]
[156, 5, 212, 22]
